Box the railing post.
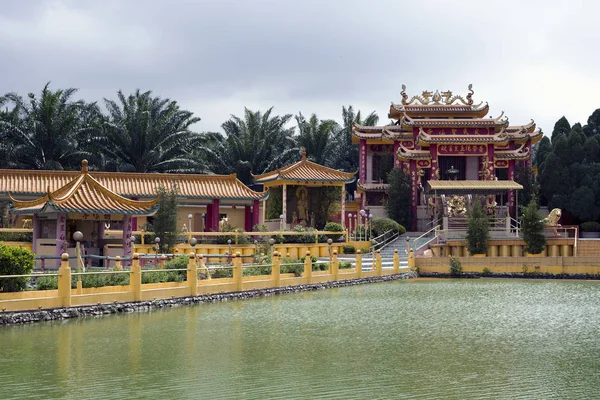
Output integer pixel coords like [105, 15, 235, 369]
[303, 251, 312, 284]
[130, 253, 142, 302]
[356, 250, 362, 278]
[376, 249, 382, 276]
[233, 252, 243, 292]
[393, 249, 399, 273]
[187, 252, 198, 296]
[114, 256, 123, 271]
[332, 250, 339, 281]
[58, 253, 72, 307]
[272, 251, 281, 287]
[408, 249, 415, 270]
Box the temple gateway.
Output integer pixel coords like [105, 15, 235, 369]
[352, 85, 542, 231]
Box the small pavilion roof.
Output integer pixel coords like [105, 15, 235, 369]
[357, 181, 389, 192]
[389, 102, 489, 119]
[426, 180, 523, 194]
[9, 160, 159, 215]
[0, 166, 267, 202]
[417, 128, 509, 145]
[253, 149, 356, 185]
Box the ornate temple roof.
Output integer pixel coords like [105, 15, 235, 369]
[400, 113, 509, 130]
[0, 164, 268, 201]
[253, 149, 356, 185]
[396, 145, 432, 160]
[426, 180, 523, 194]
[9, 160, 160, 215]
[417, 128, 509, 145]
[495, 143, 531, 160]
[357, 181, 389, 192]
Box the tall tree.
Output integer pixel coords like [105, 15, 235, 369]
[551, 116, 570, 142]
[295, 113, 336, 166]
[385, 168, 411, 228]
[198, 107, 297, 184]
[0, 83, 93, 170]
[92, 90, 201, 173]
[583, 109, 600, 137]
[329, 106, 379, 172]
[534, 136, 551, 167]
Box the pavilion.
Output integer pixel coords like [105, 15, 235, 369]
[253, 149, 356, 229]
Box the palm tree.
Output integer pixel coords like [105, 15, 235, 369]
[295, 113, 337, 166]
[93, 90, 201, 173]
[330, 105, 379, 172]
[0, 83, 93, 170]
[198, 107, 297, 184]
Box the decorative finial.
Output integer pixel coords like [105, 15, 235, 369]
[81, 159, 88, 173]
[301, 148, 307, 160]
[400, 84, 408, 105]
[466, 84, 474, 105]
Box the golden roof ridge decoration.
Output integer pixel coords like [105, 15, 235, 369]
[401, 112, 509, 128]
[417, 127, 509, 145]
[400, 84, 475, 106]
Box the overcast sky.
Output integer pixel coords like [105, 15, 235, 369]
[1, 0, 599, 135]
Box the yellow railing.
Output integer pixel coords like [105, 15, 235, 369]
[0, 249, 409, 312]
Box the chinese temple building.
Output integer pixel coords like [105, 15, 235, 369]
[253, 149, 356, 229]
[1, 160, 268, 266]
[352, 85, 542, 230]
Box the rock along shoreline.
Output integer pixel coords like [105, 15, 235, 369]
[0, 272, 414, 326]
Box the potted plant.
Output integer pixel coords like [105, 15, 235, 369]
[465, 199, 489, 256]
[580, 222, 600, 238]
[520, 200, 547, 255]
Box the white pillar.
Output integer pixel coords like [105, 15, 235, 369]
[341, 185, 346, 228]
[282, 183, 287, 229]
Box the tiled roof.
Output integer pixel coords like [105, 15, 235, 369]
[396, 144, 432, 160]
[0, 165, 267, 201]
[357, 181, 389, 192]
[389, 102, 489, 119]
[253, 149, 356, 184]
[426, 180, 523, 193]
[9, 161, 159, 215]
[401, 113, 509, 129]
[417, 128, 509, 145]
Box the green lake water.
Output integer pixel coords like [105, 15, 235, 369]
[1, 279, 599, 399]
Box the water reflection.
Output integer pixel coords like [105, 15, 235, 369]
[1, 279, 599, 399]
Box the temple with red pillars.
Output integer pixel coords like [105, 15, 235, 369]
[352, 85, 542, 231]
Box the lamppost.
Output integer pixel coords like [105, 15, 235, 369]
[253, 239, 259, 261]
[279, 214, 285, 231]
[269, 238, 275, 255]
[369, 213, 373, 240]
[188, 213, 193, 243]
[201, 213, 206, 232]
[405, 236, 410, 255]
[327, 238, 333, 267]
[347, 213, 353, 240]
[73, 231, 84, 275]
[359, 209, 366, 240]
[154, 236, 160, 268]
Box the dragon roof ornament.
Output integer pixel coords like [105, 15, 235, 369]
[400, 84, 475, 106]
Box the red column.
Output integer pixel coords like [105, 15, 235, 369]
[429, 144, 438, 180]
[410, 160, 418, 231]
[393, 141, 400, 168]
[123, 215, 133, 266]
[212, 199, 220, 232]
[359, 139, 367, 182]
[487, 144, 495, 180]
[508, 159, 516, 217]
[252, 199, 260, 229]
[206, 204, 213, 232]
[244, 205, 252, 232]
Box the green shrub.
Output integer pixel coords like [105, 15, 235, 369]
[142, 270, 184, 284]
[0, 232, 33, 242]
[0, 244, 35, 292]
[299, 254, 318, 264]
[521, 200, 547, 254]
[35, 275, 58, 290]
[482, 267, 491, 276]
[75, 269, 131, 288]
[281, 257, 304, 276]
[580, 221, 600, 232]
[322, 222, 344, 241]
[371, 218, 405, 237]
[342, 245, 356, 254]
[210, 267, 233, 279]
[465, 199, 489, 255]
[339, 261, 352, 269]
[216, 222, 249, 244]
[449, 256, 462, 276]
[286, 225, 316, 244]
